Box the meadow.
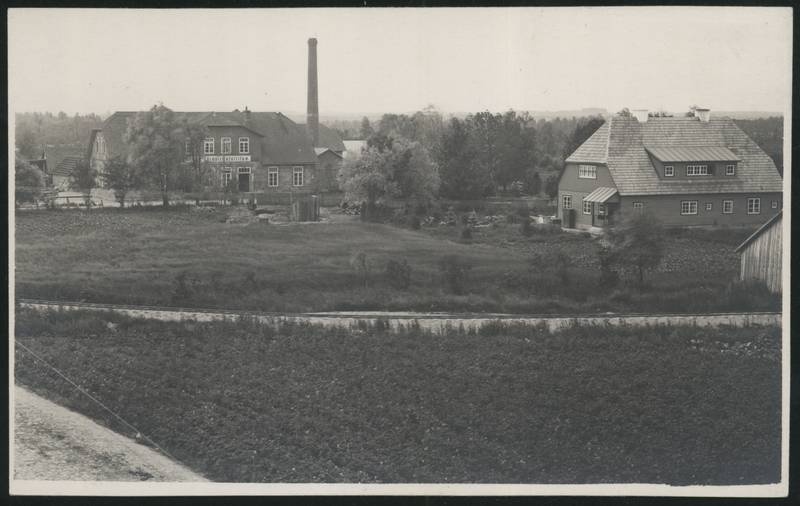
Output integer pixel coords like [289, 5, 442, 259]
[14, 307, 782, 484]
[14, 207, 778, 314]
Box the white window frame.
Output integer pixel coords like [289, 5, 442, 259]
[726, 164, 735, 176]
[203, 137, 215, 155]
[722, 200, 733, 214]
[221, 137, 232, 155]
[772, 200, 778, 209]
[268, 166, 279, 187]
[562, 194, 572, 210]
[222, 168, 232, 187]
[578, 164, 597, 179]
[664, 165, 674, 177]
[747, 197, 761, 215]
[681, 200, 698, 215]
[238, 166, 251, 174]
[705, 202, 713, 211]
[185, 139, 191, 156]
[632, 201, 644, 212]
[292, 166, 304, 187]
[238, 137, 250, 154]
[686, 164, 709, 176]
[582, 200, 593, 215]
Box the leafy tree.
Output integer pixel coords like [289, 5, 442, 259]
[525, 170, 542, 195]
[339, 146, 398, 219]
[16, 124, 39, 160]
[359, 117, 374, 139]
[124, 104, 184, 207]
[102, 156, 140, 208]
[604, 212, 665, 286]
[438, 117, 492, 199]
[544, 174, 560, 199]
[183, 121, 212, 204]
[14, 159, 44, 206]
[70, 158, 98, 208]
[617, 108, 633, 118]
[563, 116, 605, 159]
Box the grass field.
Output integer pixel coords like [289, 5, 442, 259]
[14, 308, 782, 484]
[14, 207, 778, 314]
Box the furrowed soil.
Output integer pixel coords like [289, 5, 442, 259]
[14, 309, 782, 484]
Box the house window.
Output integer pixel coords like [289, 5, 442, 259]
[203, 138, 215, 155]
[238, 167, 250, 174]
[747, 198, 761, 215]
[772, 200, 779, 209]
[680, 200, 698, 215]
[583, 200, 592, 215]
[722, 200, 733, 214]
[562, 194, 572, 210]
[292, 166, 304, 186]
[726, 164, 735, 176]
[239, 137, 250, 154]
[664, 165, 674, 177]
[686, 164, 709, 176]
[185, 139, 191, 155]
[705, 202, 713, 211]
[268, 167, 279, 187]
[221, 137, 232, 155]
[222, 168, 232, 187]
[578, 165, 597, 179]
[632, 201, 644, 212]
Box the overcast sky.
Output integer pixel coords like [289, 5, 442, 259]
[8, 7, 793, 116]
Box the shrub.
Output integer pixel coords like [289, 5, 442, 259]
[554, 252, 571, 286]
[350, 251, 371, 288]
[171, 271, 192, 305]
[725, 280, 781, 312]
[409, 215, 421, 230]
[521, 218, 533, 237]
[460, 226, 473, 241]
[385, 259, 412, 290]
[439, 254, 472, 294]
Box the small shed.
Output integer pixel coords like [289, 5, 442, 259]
[735, 210, 783, 293]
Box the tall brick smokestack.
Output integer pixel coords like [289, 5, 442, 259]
[307, 37, 319, 147]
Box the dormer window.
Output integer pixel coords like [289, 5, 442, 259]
[664, 165, 674, 177]
[578, 164, 596, 179]
[726, 164, 735, 176]
[686, 164, 708, 176]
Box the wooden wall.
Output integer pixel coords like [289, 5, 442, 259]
[739, 215, 782, 293]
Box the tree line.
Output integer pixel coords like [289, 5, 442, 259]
[15, 112, 104, 159]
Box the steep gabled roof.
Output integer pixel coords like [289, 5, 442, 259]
[100, 110, 317, 165]
[51, 156, 82, 177]
[565, 121, 610, 164]
[565, 115, 783, 196]
[298, 123, 346, 152]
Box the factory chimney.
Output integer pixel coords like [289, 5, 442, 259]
[307, 38, 319, 147]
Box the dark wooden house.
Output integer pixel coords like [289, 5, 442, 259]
[735, 210, 783, 293]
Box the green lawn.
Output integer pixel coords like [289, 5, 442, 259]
[14, 308, 782, 484]
[14, 207, 777, 313]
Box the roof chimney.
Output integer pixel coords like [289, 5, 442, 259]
[307, 38, 319, 147]
[695, 107, 711, 123]
[631, 109, 649, 122]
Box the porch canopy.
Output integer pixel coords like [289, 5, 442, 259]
[583, 187, 619, 203]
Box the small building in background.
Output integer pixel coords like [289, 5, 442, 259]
[50, 156, 82, 190]
[735, 210, 783, 293]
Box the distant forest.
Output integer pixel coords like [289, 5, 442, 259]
[14, 111, 784, 180]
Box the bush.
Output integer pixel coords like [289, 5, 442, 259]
[439, 255, 472, 295]
[725, 280, 781, 312]
[171, 271, 193, 305]
[521, 218, 533, 237]
[460, 226, 473, 241]
[385, 259, 412, 290]
[350, 251, 371, 288]
[409, 215, 421, 230]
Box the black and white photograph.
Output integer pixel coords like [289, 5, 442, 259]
[8, 6, 791, 497]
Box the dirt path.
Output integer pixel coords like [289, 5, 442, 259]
[13, 386, 207, 482]
[18, 300, 782, 332]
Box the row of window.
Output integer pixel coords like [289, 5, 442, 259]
[679, 198, 769, 215]
[563, 194, 778, 216]
[196, 137, 250, 155]
[664, 164, 735, 177]
[220, 166, 305, 187]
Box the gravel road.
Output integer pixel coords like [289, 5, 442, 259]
[13, 386, 207, 482]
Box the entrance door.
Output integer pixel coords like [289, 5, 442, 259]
[238, 173, 250, 192]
